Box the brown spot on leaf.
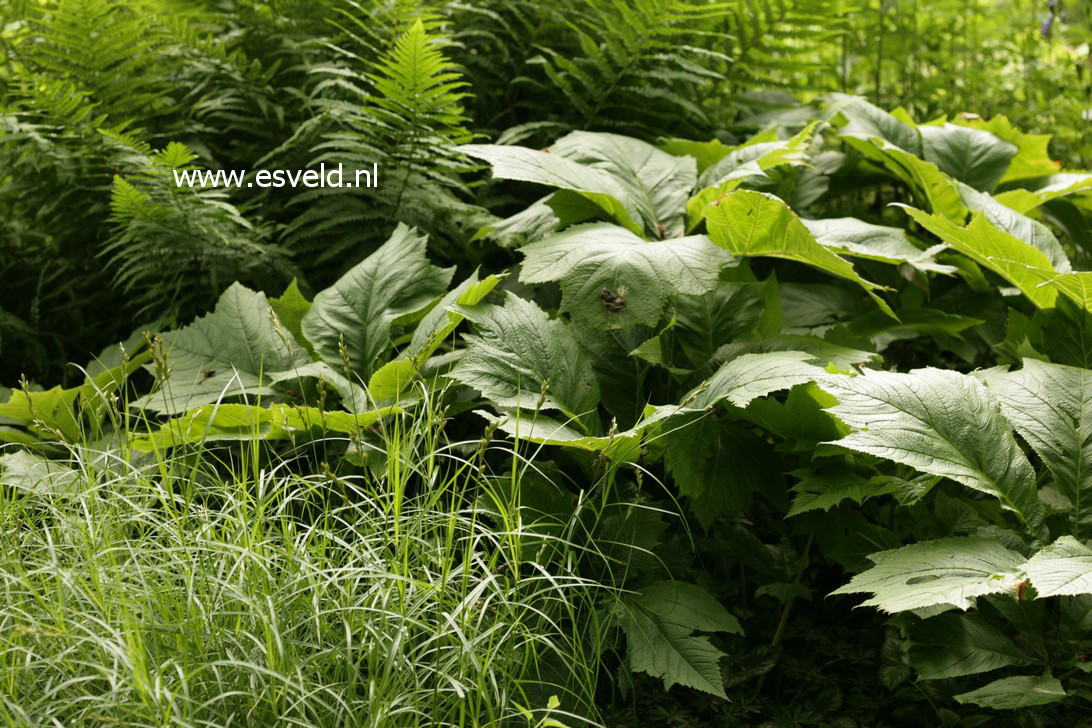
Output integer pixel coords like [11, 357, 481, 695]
[600, 287, 626, 313]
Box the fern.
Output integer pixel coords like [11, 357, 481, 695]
[445, 1, 568, 140]
[16, 0, 185, 131]
[0, 77, 126, 383]
[282, 17, 479, 272]
[532, 0, 732, 137]
[731, 0, 853, 90]
[0, 0, 235, 381]
[104, 138, 292, 319]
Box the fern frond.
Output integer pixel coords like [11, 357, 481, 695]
[281, 17, 478, 272]
[18, 0, 186, 130]
[105, 140, 293, 318]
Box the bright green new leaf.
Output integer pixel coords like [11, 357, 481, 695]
[900, 206, 1060, 309]
[696, 123, 818, 190]
[2, 345, 151, 440]
[0, 387, 81, 442]
[995, 174, 1092, 214]
[630, 319, 692, 377]
[623, 580, 742, 697]
[704, 190, 895, 317]
[832, 537, 1026, 612]
[476, 409, 643, 462]
[133, 402, 398, 451]
[1035, 271, 1092, 313]
[660, 136, 742, 175]
[450, 293, 600, 423]
[302, 223, 454, 378]
[880, 145, 969, 221]
[958, 184, 1070, 271]
[954, 114, 1058, 184]
[519, 223, 732, 329]
[407, 272, 501, 355]
[686, 122, 818, 230]
[954, 675, 1066, 710]
[1024, 537, 1092, 597]
[269, 278, 314, 354]
[819, 368, 1043, 528]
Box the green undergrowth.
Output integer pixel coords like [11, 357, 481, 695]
[0, 394, 615, 727]
[3, 1, 1092, 723]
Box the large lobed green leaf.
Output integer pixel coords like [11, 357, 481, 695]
[909, 612, 1034, 680]
[459, 142, 644, 235]
[622, 580, 742, 698]
[831, 537, 1026, 612]
[830, 95, 967, 220]
[954, 675, 1066, 710]
[801, 216, 956, 274]
[954, 114, 1058, 184]
[819, 368, 1043, 529]
[0, 451, 78, 494]
[840, 534, 1092, 615]
[482, 353, 821, 467]
[449, 293, 600, 424]
[301, 223, 454, 379]
[550, 131, 696, 239]
[919, 123, 1017, 192]
[681, 350, 826, 411]
[137, 283, 311, 414]
[519, 223, 732, 330]
[901, 206, 1063, 309]
[831, 93, 921, 154]
[367, 271, 502, 401]
[132, 402, 398, 451]
[958, 183, 1070, 271]
[1024, 536, 1092, 597]
[981, 360, 1092, 538]
[685, 122, 820, 229]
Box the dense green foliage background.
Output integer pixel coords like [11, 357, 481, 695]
[2, 0, 1088, 382]
[2, 1, 1092, 726]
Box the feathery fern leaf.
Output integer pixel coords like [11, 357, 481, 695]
[105, 139, 292, 319]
